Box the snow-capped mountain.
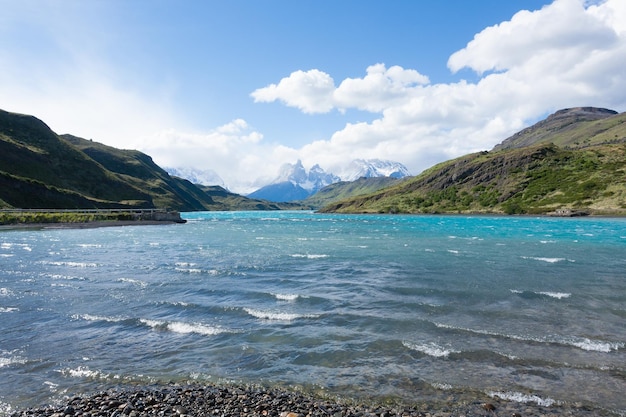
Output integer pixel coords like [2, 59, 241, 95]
[339, 159, 411, 182]
[165, 167, 226, 188]
[247, 160, 340, 201]
[273, 160, 341, 192]
[248, 159, 410, 202]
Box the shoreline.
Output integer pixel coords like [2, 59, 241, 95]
[0, 220, 184, 231]
[6, 382, 620, 417]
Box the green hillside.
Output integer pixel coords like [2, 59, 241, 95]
[320, 108, 626, 216]
[493, 107, 626, 150]
[0, 108, 312, 211]
[302, 176, 404, 208]
[197, 185, 313, 211]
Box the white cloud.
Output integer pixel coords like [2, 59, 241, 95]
[251, 0, 626, 181]
[139, 121, 300, 194]
[3, 0, 626, 196]
[250, 69, 336, 114]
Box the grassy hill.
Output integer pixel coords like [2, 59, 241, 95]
[320, 108, 626, 216]
[302, 176, 404, 208]
[197, 185, 313, 211]
[0, 109, 305, 211]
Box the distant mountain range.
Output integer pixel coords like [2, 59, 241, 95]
[165, 166, 225, 188]
[321, 107, 626, 215]
[248, 159, 411, 202]
[4, 106, 625, 215]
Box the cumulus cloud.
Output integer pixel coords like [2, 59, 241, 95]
[252, 0, 626, 180]
[250, 69, 336, 113]
[139, 120, 299, 194]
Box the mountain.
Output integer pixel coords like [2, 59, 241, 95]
[197, 185, 312, 211]
[165, 167, 226, 187]
[0, 108, 311, 211]
[248, 159, 410, 202]
[339, 159, 411, 181]
[302, 176, 405, 209]
[320, 107, 626, 216]
[247, 160, 341, 202]
[493, 107, 623, 151]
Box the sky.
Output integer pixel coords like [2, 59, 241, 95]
[1, 0, 625, 193]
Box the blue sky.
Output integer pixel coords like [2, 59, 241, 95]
[1, 0, 625, 193]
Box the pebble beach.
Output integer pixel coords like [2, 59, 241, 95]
[8, 383, 619, 417]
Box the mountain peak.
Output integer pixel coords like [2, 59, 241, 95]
[340, 159, 411, 181]
[493, 107, 619, 151]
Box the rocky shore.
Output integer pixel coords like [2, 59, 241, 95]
[8, 383, 616, 417]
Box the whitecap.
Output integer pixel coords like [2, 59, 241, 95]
[0, 288, 14, 297]
[402, 341, 459, 358]
[139, 319, 226, 336]
[447, 250, 459, 254]
[273, 293, 301, 302]
[0, 307, 18, 313]
[434, 322, 623, 353]
[521, 256, 565, 263]
[568, 337, 624, 353]
[0, 351, 26, 368]
[73, 314, 126, 323]
[290, 254, 329, 259]
[47, 261, 98, 268]
[59, 366, 109, 380]
[244, 308, 318, 321]
[117, 278, 148, 288]
[488, 391, 557, 407]
[537, 291, 571, 299]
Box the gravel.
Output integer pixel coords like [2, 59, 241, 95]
[8, 383, 619, 417]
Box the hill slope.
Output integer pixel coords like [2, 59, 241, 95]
[320, 108, 626, 215]
[0, 108, 314, 211]
[493, 107, 626, 150]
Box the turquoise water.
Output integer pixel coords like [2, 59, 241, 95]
[1, 212, 625, 414]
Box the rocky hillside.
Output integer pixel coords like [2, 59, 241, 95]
[320, 108, 626, 215]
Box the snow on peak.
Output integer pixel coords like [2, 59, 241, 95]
[272, 160, 340, 192]
[339, 159, 411, 181]
[166, 167, 226, 187]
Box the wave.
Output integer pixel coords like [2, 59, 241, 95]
[537, 291, 571, 299]
[117, 278, 148, 288]
[521, 256, 574, 263]
[289, 254, 329, 259]
[72, 314, 126, 323]
[57, 365, 117, 381]
[139, 319, 227, 336]
[0, 351, 26, 368]
[45, 261, 99, 268]
[175, 266, 219, 275]
[0, 288, 14, 297]
[510, 289, 571, 299]
[487, 391, 557, 407]
[243, 308, 318, 321]
[434, 322, 624, 353]
[402, 341, 459, 358]
[272, 293, 307, 302]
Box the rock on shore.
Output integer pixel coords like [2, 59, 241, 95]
[8, 383, 611, 417]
